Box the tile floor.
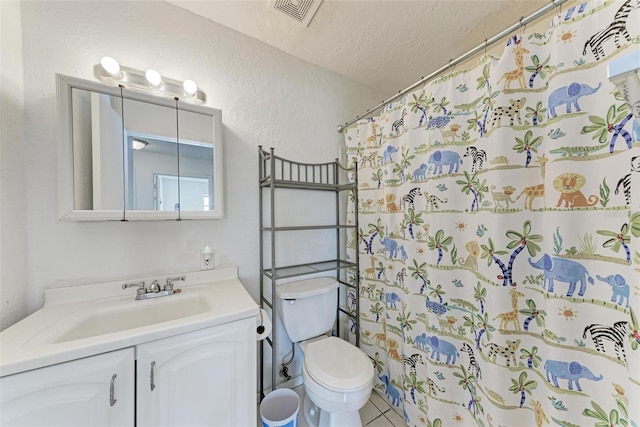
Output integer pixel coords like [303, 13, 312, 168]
[260, 385, 405, 427]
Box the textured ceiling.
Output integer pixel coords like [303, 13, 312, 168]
[166, 0, 550, 96]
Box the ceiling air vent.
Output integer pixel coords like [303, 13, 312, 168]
[271, 0, 323, 27]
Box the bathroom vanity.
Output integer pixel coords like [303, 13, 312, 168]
[0, 268, 258, 426]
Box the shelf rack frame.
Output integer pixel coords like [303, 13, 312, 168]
[258, 146, 360, 397]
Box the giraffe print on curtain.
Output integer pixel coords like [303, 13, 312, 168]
[345, 1, 640, 425]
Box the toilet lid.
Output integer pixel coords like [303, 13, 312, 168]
[304, 337, 373, 392]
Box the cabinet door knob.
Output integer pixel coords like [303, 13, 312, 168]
[150, 361, 156, 391]
[110, 374, 117, 407]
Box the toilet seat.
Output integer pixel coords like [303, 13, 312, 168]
[304, 337, 373, 392]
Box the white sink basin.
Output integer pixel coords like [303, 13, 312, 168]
[54, 292, 210, 343]
[26, 286, 216, 347]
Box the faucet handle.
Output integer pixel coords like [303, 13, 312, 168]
[122, 281, 146, 295]
[165, 275, 186, 290]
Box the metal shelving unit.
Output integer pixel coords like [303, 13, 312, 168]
[258, 146, 360, 396]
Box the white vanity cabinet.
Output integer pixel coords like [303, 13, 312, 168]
[0, 269, 258, 427]
[136, 317, 256, 427]
[0, 349, 135, 427]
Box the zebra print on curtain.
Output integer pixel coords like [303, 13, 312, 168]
[344, 1, 640, 425]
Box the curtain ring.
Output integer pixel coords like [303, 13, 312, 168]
[484, 38, 488, 58]
[558, 1, 563, 17]
[518, 16, 527, 38]
[448, 59, 456, 75]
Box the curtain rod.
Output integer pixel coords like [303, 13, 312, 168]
[336, 0, 570, 133]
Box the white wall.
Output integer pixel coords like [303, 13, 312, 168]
[0, 0, 28, 330]
[2, 0, 382, 342]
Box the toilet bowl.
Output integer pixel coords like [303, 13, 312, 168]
[299, 336, 374, 426]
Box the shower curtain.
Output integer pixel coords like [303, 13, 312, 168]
[345, 1, 639, 426]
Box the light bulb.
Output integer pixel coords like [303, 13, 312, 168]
[183, 79, 197, 96]
[132, 139, 148, 150]
[145, 69, 162, 87]
[100, 56, 121, 77]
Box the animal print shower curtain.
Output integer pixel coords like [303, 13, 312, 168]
[344, 1, 639, 426]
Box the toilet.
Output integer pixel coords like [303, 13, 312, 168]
[276, 277, 374, 427]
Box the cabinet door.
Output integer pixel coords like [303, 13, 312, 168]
[0, 349, 134, 427]
[136, 318, 256, 427]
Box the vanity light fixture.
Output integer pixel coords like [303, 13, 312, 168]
[132, 138, 149, 150]
[183, 79, 198, 96]
[95, 56, 205, 104]
[100, 56, 121, 78]
[145, 69, 162, 88]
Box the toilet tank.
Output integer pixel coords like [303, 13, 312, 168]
[275, 277, 339, 343]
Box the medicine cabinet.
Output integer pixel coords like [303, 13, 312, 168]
[57, 74, 224, 221]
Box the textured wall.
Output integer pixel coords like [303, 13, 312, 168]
[3, 0, 381, 334]
[1, 0, 28, 330]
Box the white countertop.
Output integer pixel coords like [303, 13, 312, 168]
[0, 267, 259, 377]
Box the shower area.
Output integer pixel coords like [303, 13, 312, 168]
[342, 0, 640, 425]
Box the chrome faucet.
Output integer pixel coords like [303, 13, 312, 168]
[149, 280, 161, 293]
[122, 276, 185, 301]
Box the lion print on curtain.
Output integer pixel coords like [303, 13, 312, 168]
[344, 1, 639, 426]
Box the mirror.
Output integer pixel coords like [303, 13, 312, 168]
[57, 74, 223, 220]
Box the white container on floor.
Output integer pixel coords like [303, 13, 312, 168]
[260, 388, 300, 427]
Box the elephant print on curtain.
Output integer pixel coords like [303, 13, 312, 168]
[345, 1, 640, 426]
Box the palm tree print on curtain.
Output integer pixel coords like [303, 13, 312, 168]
[345, 1, 640, 425]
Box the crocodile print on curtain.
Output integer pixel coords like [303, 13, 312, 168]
[345, 1, 640, 425]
